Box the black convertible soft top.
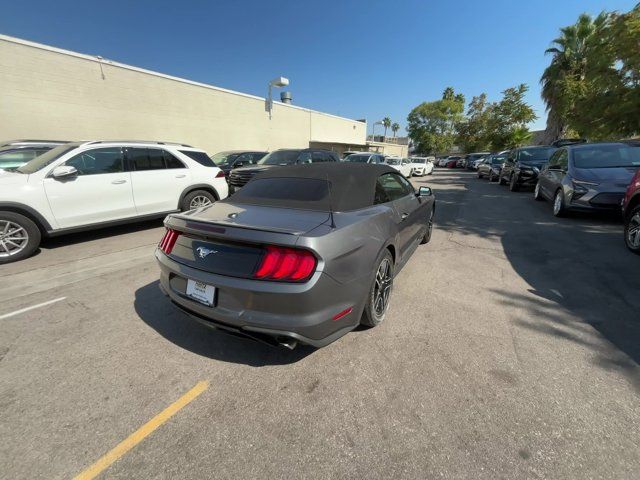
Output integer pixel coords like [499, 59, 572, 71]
[226, 162, 398, 212]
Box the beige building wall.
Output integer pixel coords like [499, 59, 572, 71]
[366, 141, 409, 157]
[0, 35, 366, 154]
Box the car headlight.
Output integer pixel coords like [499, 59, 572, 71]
[571, 179, 597, 200]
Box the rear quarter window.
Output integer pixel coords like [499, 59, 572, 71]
[179, 150, 215, 167]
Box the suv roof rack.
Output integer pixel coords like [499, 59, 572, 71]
[84, 140, 194, 148]
[2, 139, 70, 144]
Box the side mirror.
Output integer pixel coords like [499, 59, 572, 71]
[418, 186, 433, 197]
[51, 165, 78, 179]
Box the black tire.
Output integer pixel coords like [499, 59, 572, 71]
[488, 170, 495, 182]
[361, 250, 394, 327]
[477, 171, 483, 178]
[624, 205, 640, 255]
[533, 181, 544, 201]
[509, 174, 519, 192]
[0, 211, 41, 264]
[498, 172, 507, 185]
[421, 207, 435, 244]
[181, 190, 216, 211]
[552, 189, 567, 217]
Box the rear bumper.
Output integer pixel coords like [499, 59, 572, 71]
[155, 250, 367, 348]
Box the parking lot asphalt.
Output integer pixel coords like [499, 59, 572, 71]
[1, 169, 639, 479]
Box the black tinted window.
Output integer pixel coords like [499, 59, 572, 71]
[164, 151, 185, 168]
[252, 152, 267, 162]
[179, 150, 215, 167]
[518, 147, 556, 162]
[66, 148, 124, 175]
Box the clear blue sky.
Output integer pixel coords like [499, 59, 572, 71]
[1, 0, 636, 134]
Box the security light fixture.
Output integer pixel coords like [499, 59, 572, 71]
[267, 76, 290, 119]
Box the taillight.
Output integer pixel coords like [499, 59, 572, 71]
[254, 246, 317, 282]
[158, 228, 180, 254]
[215, 170, 226, 178]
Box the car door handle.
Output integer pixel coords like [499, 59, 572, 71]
[401, 213, 409, 220]
[111, 179, 127, 185]
[175, 174, 186, 178]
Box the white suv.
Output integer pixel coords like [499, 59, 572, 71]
[0, 140, 228, 263]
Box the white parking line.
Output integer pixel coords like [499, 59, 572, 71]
[0, 297, 67, 320]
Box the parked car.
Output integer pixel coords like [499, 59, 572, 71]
[408, 157, 434, 176]
[0, 140, 228, 264]
[210, 150, 267, 177]
[456, 156, 466, 168]
[498, 146, 557, 191]
[385, 157, 413, 177]
[437, 156, 449, 167]
[228, 148, 339, 193]
[534, 142, 640, 217]
[344, 152, 386, 164]
[445, 156, 461, 168]
[465, 152, 491, 170]
[0, 140, 69, 171]
[155, 163, 436, 348]
[477, 151, 509, 181]
[623, 167, 640, 254]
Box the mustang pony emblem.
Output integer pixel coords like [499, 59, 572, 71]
[196, 246, 218, 259]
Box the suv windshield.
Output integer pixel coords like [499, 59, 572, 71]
[491, 155, 507, 164]
[210, 151, 239, 166]
[412, 158, 426, 164]
[519, 147, 556, 163]
[344, 154, 370, 163]
[16, 144, 78, 174]
[573, 144, 640, 169]
[258, 149, 301, 165]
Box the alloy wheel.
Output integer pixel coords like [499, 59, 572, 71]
[627, 212, 640, 249]
[189, 195, 213, 209]
[553, 192, 563, 215]
[373, 258, 393, 316]
[0, 221, 29, 258]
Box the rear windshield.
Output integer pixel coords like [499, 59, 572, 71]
[230, 177, 330, 210]
[179, 150, 215, 167]
[519, 147, 556, 162]
[412, 158, 426, 164]
[573, 145, 640, 169]
[491, 155, 506, 164]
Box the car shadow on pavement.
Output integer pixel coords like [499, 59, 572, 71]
[134, 281, 316, 366]
[433, 174, 640, 391]
[41, 218, 165, 249]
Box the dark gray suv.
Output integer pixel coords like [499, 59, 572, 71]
[534, 142, 640, 217]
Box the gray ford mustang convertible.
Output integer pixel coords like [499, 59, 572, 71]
[155, 163, 435, 348]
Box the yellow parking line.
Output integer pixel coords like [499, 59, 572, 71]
[74, 380, 209, 480]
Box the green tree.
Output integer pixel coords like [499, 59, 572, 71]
[407, 88, 465, 154]
[575, 5, 640, 138]
[487, 84, 537, 150]
[391, 122, 400, 137]
[456, 93, 493, 152]
[382, 117, 392, 137]
[540, 12, 609, 141]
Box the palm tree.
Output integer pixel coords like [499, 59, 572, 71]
[382, 117, 392, 138]
[540, 12, 608, 142]
[391, 123, 400, 137]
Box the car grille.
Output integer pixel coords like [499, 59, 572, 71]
[589, 192, 624, 207]
[228, 170, 256, 188]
